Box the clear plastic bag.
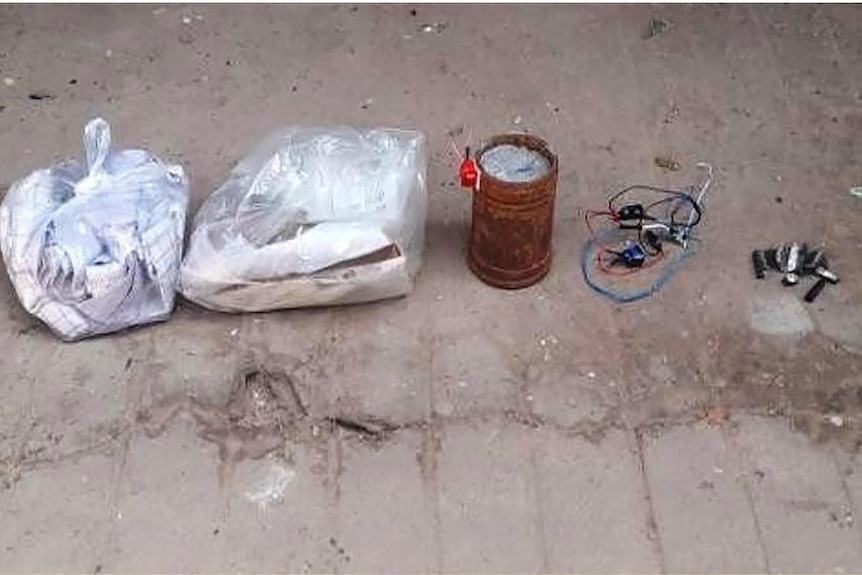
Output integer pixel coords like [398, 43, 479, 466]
[0, 118, 189, 341]
[179, 126, 427, 312]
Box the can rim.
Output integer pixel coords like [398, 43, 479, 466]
[475, 133, 558, 190]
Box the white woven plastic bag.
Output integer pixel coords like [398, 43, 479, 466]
[0, 118, 189, 341]
[179, 127, 427, 312]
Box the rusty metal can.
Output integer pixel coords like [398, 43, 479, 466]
[468, 134, 558, 289]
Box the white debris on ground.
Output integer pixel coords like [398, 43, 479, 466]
[242, 458, 297, 510]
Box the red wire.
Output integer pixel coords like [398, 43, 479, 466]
[584, 210, 619, 235]
[595, 247, 667, 276]
[585, 206, 668, 277]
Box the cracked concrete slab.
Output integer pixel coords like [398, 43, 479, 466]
[732, 417, 862, 574]
[0, 453, 115, 573]
[644, 423, 767, 573]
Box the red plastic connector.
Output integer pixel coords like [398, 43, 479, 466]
[459, 147, 479, 190]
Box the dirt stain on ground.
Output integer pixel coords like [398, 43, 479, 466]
[136, 364, 309, 484]
[135, 361, 407, 485]
[619, 319, 862, 449]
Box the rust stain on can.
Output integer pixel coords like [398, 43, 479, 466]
[468, 133, 558, 289]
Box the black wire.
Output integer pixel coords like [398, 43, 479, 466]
[592, 182, 705, 278]
[643, 195, 702, 227]
[608, 185, 702, 227]
[608, 184, 685, 210]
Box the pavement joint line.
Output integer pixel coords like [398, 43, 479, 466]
[831, 444, 862, 558]
[722, 423, 773, 573]
[3, 406, 848, 486]
[528, 433, 551, 573]
[634, 427, 668, 574]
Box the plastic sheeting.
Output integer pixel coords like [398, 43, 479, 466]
[179, 126, 427, 312]
[0, 118, 189, 340]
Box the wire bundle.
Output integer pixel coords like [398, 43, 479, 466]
[580, 163, 714, 303]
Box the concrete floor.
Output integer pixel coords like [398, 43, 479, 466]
[1, 4, 862, 573]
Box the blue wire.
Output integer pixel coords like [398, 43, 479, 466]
[580, 227, 694, 304]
